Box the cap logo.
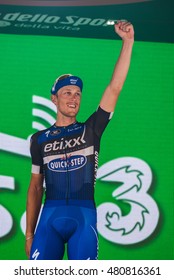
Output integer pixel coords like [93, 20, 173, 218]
[70, 78, 78, 84]
[51, 75, 83, 94]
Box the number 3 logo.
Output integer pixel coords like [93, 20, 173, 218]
[0, 176, 15, 238]
[97, 157, 160, 244]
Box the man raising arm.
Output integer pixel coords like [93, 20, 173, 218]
[100, 20, 134, 112]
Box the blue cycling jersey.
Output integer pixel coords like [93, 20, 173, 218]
[30, 106, 112, 206]
[29, 106, 112, 260]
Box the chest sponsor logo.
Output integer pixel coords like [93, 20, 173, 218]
[48, 155, 87, 172]
[44, 135, 86, 152]
[50, 129, 61, 136]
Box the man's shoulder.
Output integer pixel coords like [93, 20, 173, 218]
[31, 126, 53, 142]
[84, 106, 112, 124]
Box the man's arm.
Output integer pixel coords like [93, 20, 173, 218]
[25, 173, 44, 258]
[100, 20, 134, 112]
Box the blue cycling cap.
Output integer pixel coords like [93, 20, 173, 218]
[51, 74, 83, 94]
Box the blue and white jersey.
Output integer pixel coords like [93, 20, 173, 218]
[30, 106, 112, 203]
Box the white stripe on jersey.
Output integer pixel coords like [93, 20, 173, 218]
[31, 164, 41, 174]
[43, 145, 94, 164]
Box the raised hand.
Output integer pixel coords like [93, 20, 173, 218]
[115, 20, 134, 41]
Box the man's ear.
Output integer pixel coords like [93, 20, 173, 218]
[51, 94, 57, 106]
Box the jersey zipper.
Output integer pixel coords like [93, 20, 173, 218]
[64, 126, 70, 204]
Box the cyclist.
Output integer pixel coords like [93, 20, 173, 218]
[25, 20, 134, 260]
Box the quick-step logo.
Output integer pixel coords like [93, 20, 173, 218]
[48, 155, 87, 172]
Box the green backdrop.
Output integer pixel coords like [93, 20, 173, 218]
[0, 33, 173, 260]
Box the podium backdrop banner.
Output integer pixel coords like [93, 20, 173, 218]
[0, 31, 173, 259]
[0, 0, 173, 43]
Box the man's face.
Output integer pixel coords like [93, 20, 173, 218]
[53, 85, 82, 118]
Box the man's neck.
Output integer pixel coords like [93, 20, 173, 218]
[55, 116, 76, 127]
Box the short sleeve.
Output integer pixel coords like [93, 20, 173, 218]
[85, 106, 113, 138]
[30, 133, 43, 174]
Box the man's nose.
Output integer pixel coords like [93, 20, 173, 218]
[71, 94, 77, 100]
